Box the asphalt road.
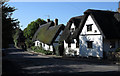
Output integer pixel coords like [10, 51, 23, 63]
[2, 48, 120, 76]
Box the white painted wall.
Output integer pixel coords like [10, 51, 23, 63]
[64, 39, 79, 56]
[64, 40, 69, 54]
[64, 15, 120, 58]
[43, 44, 53, 51]
[70, 23, 76, 34]
[79, 15, 103, 58]
[35, 40, 40, 46]
[34, 40, 53, 51]
[79, 35, 103, 57]
[71, 23, 76, 29]
[81, 15, 101, 35]
[35, 30, 63, 52]
[64, 23, 79, 56]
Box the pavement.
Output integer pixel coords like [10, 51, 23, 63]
[2, 48, 120, 76]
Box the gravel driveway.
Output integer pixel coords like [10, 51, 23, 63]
[2, 48, 120, 76]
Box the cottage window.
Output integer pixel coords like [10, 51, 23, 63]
[43, 43, 45, 47]
[40, 43, 42, 47]
[49, 46, 50, 49]
[70, 28, 75, 34]
[110, 41, 115, 48]
[71, 28, 75, 32]
[37, 42, 39, 46]
[87, 41, 93, 48]
[87, 24, 93, 32]
[68, 43, 71, 47]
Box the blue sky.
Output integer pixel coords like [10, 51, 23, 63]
[9, 0, 119, 2]
[8, 2, 119, 30]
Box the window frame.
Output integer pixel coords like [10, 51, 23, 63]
[43, 43, 45, 47]
[86, 24, 93, 32]
[49, 45, 50, 49]
[68, 43, 71, 47]
[40, 43, 42, 47]
[37, 42, 39, 46]
[70, 28, 75, 34]
[86, 41, 93, 49]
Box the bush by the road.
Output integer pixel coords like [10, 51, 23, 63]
[31, 46, 53, 55]
[107, 48, 120, 61]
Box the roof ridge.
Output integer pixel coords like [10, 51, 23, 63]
[84, 9, 117, 14]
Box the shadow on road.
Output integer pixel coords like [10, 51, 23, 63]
[2, 48, 120, 76]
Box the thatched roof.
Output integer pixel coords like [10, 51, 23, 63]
[78, 9, 120, 39]
[59, 16, 83, 43]
[60, 9, 120, 43]
[32, 21, 64, 45]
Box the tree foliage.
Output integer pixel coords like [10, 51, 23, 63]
[13, 28, 24, 47]
[23, 18, 47, 39]
[23, 18, 46, 48]
[2, 2, 20, 48]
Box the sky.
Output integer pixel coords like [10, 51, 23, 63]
[9, 0, 119, 2]
[8, 2, 119, 30]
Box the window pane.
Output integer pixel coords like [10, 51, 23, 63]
[68, 43, 71, 47]
[40, 43, 42, 47]
[87, 24, 93, 32]
[87, 41, 93, 48]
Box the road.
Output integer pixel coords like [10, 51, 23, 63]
[2, 48, 120, 76]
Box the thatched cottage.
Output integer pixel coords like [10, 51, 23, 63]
[60, 7, 120, 58]
[32, 19, 64, 54]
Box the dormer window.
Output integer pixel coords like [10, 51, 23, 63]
[70, 23, 75, 34]
[87, 24, 93, 32]
[70, 28, 75, 35]
[70, 28, 75, 32]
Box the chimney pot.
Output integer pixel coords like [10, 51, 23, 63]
[47, 19, 50, 22]
[119, 1, 120, 8]
[118, 1, 120, 13]
[54, 18, 58, 26]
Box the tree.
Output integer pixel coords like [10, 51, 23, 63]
[13, 28, 25, 47]
[2, 2, 20, 48]
[23, 18, 47, 39]
[23, 18, 46, 48]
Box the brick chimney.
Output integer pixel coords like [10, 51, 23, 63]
[118, 1, 120, 13]
[54, 18, 58, 26]
[47, 19, 50, 22]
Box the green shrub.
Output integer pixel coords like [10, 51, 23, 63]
[115, 48, 120, 52]
[107, 51, 115, 60]
[44, 50, 53, 55]
[107, 51, 120, 61]
[31, 46, 53, 55]
[25, 39, 33, 48]
[31, 46, 39, 50]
